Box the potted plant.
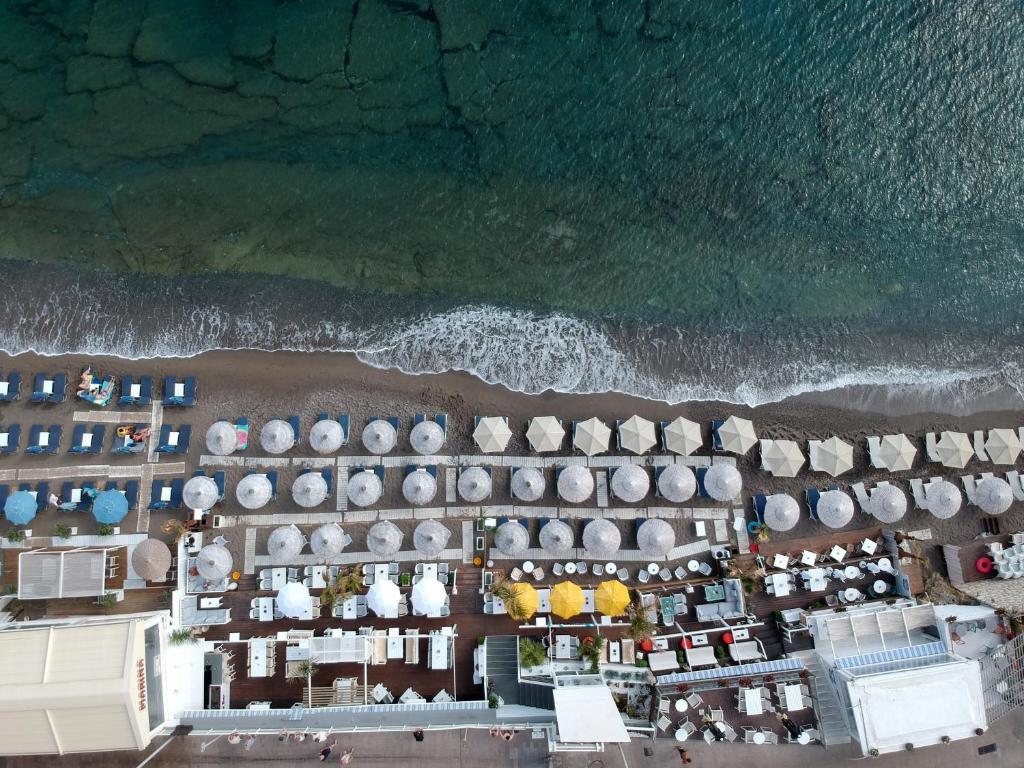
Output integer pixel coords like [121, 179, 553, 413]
[940, 735, 951, 744]
[54, 523, 72, 540]
[868, 748, 879, 757]
[518, 638, 547, 669]
[97, 523, 115, 536]
[5, 529, 25, 543]
[98, 592, 117, 609]
[904, 743, 914, 751]
[168, 628, 198, 646]
[626, 602, 656, 643]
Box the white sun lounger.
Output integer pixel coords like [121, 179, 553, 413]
[925, 432, 940, 462]
[974, 431, 990, 462]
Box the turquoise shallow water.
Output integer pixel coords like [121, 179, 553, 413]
[2, 1, 1024, 405]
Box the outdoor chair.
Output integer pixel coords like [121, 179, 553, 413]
[637, 569, 650, 583]
[658, 698, 671, 714]
[617, 568, 630, 581]
[702, 729, 715, 745]
[720, 723, 738, 742]
[552, 562, 564, 576]
[707, 707, 724, 721]
[743, 726, 758, 743]
[674, 566, 687, 580]
[657, 715, 672, 732]
[509, 567, 523, 581]
[677, 720, 697, 739]
[685, 692, 704, 709]
[592, 563, 603, 576]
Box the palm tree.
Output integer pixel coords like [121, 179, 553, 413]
[168, 627, 198, 646]
[489, 578, 527, 621]
[162, 519, 189, 543]
[290, 657, 320, 706]
[625, 602, 656, 643]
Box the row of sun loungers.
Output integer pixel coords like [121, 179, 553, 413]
[0, 424, 192, 455]
[0, 371, 197, 407]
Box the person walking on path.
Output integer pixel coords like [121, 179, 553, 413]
[413, 728, 425, 742]
[676, 747, 692, 764]
[318, 740, 338, 761]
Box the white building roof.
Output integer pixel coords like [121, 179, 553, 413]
[552, 686, 631, 744]
[18, 548, 110, 600]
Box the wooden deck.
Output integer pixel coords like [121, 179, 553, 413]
[946, 534, 1008, 584]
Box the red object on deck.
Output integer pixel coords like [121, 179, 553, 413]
[681, 637, 692, 649]
[976, 556, 994, 575]
[640, 639, 654, 652]
[722, 632, 734, 645]
[749, 543, 759, 553]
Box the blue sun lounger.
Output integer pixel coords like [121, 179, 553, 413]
[19, 482, 49, 513]
[695, 467, 710, 498]
[191, 469, 226, 500]
[162, 376, 197, 407]
[0, 485, 8, 510]
[119, 375, 153, 406]
[266, 471, 278, 499]
[30, 373, 67, 403]
[111, 423, 148, 455]
[155, 424, 191, 454]
[711, 419, 726, 452]
[0, 371, 20, 402]
[148, 480, 170, 510]
[317, 412, 351, 445]
[26, 425, 61, 454]
[0, 424, 20, 454]
[69, 424, 105, 455]
[60, 481, 96, 511]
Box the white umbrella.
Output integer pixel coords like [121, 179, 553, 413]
[925, 480, 962, 520]
[236, 473, 273, 509]
[276, 581, 311, 619]
[195, 543, 232, 580]
[267, 525, 305, 562]
[557, 465, 594, 503]
[657, 464, 696, 503]
[347, 470, 382, 507]
[573, 417, 611, 456]
[986, 429, 1022, 465]
[703, 463, 742, 501]
[458, 467, 491, 502]
[871, 434, 916, 471]
[934, 431, 973, 469]
[610, 464, 649, 502]
[808, 436, 854, 476]
[403, 470, 437, 506]
[309, 419, 344, 454]
[511, 467, 546, 501]
[413, 519, 450, 557]
[260, 419, 295, 454]
[363, 419, 397, 455]
[870, 484, 907, 523]
[494, 521, 530, 556]
[762, 493, 800, 532]
[662, 416, 702, 456]
[131, 538, 172, 581]
[636, 518, 675, 557]
[291, 472, 328, 508]
[538, 519, 574, 556]
[310, 523, 348, 556]
[412, 577, 447, 615]
[183, 475, 218, 511]
[410, 420, 445, 455]
[760, 439, 805, 477]
[716, 416, 757, 455]
[816, 490, 854, 529]
[367, 521, 403, 557]
[473, 416, 513, 453]
[582, 518, 621, 559]
[976, 477, 1013, 516]
[618, 415, 656, 455]
[205, 420, 237, 456]
[526, 416, 565, 452]
[367, 579, 401, 617]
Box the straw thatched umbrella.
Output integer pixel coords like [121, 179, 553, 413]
[763, 493, 800, 532]
[131, 539, 172, 581]
[716, 416, 757, 455]
[413, 519, 450, 558]
[494, 520, 530, 556]
[183, 475, 219, 511]
[636, 518, 675, 557]
[205, 420, 237, 456]
[403, 470, 437, 506]
[538, 519, 574, 557]
[573, 417, 611, 456]
[367, 579, 401, 617]
[511, 467, 546, 501]
[760, 439, 805, 477]
[618, 415, 656, 455]
[236, 473, 272, 509]
[260, 419, 295, 454]
[195, 544, 232, 580]
[458, 467, 491, 502]
[809, 436, 854, 477]
[870, 484, 907, 523]
[582, 518, 621, 559]
[347, 470, 382, 507]
[526, 416, 565, 452]
[410, 420, 445, 455]
[268, 525, 305, 562]
[556, 465, 593, 503]
[703, 463, 742, 501]
[412, 577, 447, 615]
[976, 477, 1013, 516]
[815, 490, 854, 529]
[656, 464, 696, 503]
[309, 419, 344, 454]
[367, 521, 403, 557]
[292, 472, 328, 508]
[310, 523, 348, 556]
[986, 429, 1022, 465]
[925, 480, 962, 520]
[473, 416, 513, 453]
[871, 434, 916, 471]
[362, 419, 397, 455]
[662, 416, 702, 456]
[276, 581, 311, 619]
[610, 464, 649, 503]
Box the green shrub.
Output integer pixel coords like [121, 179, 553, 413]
[519, 638, 547, 669]
[97, 524, 115, 536]
[54, 524, 73, 540]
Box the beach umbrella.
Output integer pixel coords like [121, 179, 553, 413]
[131, 538, 172, 581]
[402, 470, 437, 506]
[267, 525, 305, 562]
[662, 416, 702, 456]
[550, 581, 585, 620]
[309, 419, 344, 454]
[870, 484, 907, 523]
[473, 416, 513, 453]
[276, 581, 311, 619]
[573, 417, 611, 456]
[458, 466, 492, 502]
[410, 420, 445, 455]
[260, 418, 295, 454]
[703, 463, 742, 502]
[292, 472, 328, 508]
[976, 477, 1013, 516]
[594, 580, 631, 616]
[760, 439, 805, 477]
[925, 480, 962, 520]
[506, 582, 538, 619]
[183, 475, 219, 511]
[526, 416, 565, 452]
[656, 464, 696, 503]
[716, 416, 757, 455]
[610, 464, 649, 503]
[4, 490, 36, 525]
[762, 493, 800, 532]
[557, 465, 594, 503]
[413, 519, 450, 558]
[236, 473, 272, 509]
[367, 521, 403, 558]
[815, 490, 855, 529]
[511, 467, 546, 502]
[363, 419, 398, 454]
[986, 429, 1022, 465]
[310, 523, 348, 556]
[582, 518, 621, 559]
[618, 415, 657, 455]
[809, 436, 854, 477]
[93, 489, 129, 524]
[636, 518, 675, 557]
[494, 521, 530, 556]
[205, 420, 237, 456]
[347, 469, 382, 507]
[412, 577, 447, 615]
[366, 578, 401, 617]
[538, 519, 574, 557]
[195, 543, 232, 580]
[871, 434, 916, 472]
[934, 431, 973, 469]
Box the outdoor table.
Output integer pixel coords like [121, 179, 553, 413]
[800, 550, 817, 566]
[130, 383, 141, 398]
[829, 545, 847, 562]
[341, 596, 357, 619]
[843, 565, 861, 580]
[0, 433, 7, 448]
[675, 729, 689, 742]
[70, 488, 82, 504]
[843, 588, 861, 602]
[373, 563, 390, 583]
[38, 431, 49, 447]
[522, 560, 535, 573]
[744, 687, 764, 716]
[42, 379, 54, 394]
[768, 573, 791, 597]
[797, 732, 811, 745]
[752, 731, 766, 745]
[199, 597, 222, 609]
[174, 382, 185, 397]
[877, 557, 892, 572]
[784, 684, 804, 711]
[0, 383, 7, 397]
[690, 633, 709, 646]
[555, 635, 573, 659]
[160, 485, 173, 502]
[609, 642, 621, 663]
[648, 563, 661, 574]
[186, 533, 203, 554]
[582, 589, 595, 613]
[564, 562, 577, 575]
[537, 588, 551, 614]
[271, 568, 287, 590]
[310, 566, 328, 589]
[861, 538, 878, 555]
[675, 698, 689, 713]
[772, 554, 789, 570]
[873, 579, 888, 594]
[731, 628, 749, 641]
[804, 567, 827, 591]
[687, 559, 700, 572]
[386, 629, 403, 659]
[422, 563, 438, 581]
[167, 431, 179, 446]
[605, 562, 617, 575]
[430, 634, 450, 669]
[259, 598, 274, 622]
[703, 584, 726, 601]
[249, 640, 268, 677]
[192, 509, 204, 521]
[81, 432, 93, 448]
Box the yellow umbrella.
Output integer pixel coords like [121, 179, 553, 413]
[550, 581, 585, 619]
[594, 580, 630, 616]
[507, 582, 538, 619]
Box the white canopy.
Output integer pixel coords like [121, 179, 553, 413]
[267, 525, 305, 562]
[716, 415, 757, 455]
[260, 419, 295, 454]
[183, 475, 218, 511]
[276, 581, 311, 619]
[196, 543, 232, 580]
[526, 416, 565, 452]
[573, 417, 611, 456]
[809, 436, 855, 476]
[986, 428, 1021, 465]
[362, 419, 397, 454]
[557, 465, 594, 503]
[291, 472, 328, 508]
[473, 416, 513, 453]
[458, 466, 491, 502]
[760, 439, 805, 477]
[511, 467, 546, 501]
[610, 464, 649, 502]
[925, 480, 962, 519]
[205, 420, 237, 456]
[403, 470, 437, 505]
[582, 518, 620, 559]
[870, 434, 916, 472]
[413, 519, 450, 558]
[636, 518, 675, 557]
[662, 416, 702, 456]
[412, 577, 447, 614]
[235, 473, 272, 509]
[310, 523, 348, 556]
[410, 420, 445, 455]
[934, 431, 973, 469]
[366, 579, 401, 616]
[347, 469, 382, 507]
[553, 686, 630, 744]
[816, 489, 854, 528]
[657, 464, 696, 503]
[703, 463, 742, 501]
[494, 521, 530, 556]
[976, 477, 1012, 515]
[367, 520, 403, 557]
[618, 415, 656, 454]
[538, 519, 574, 556]
[762, 493, 800, 531]
[309, 419, 344, 454]
[870, 484, 907, 523]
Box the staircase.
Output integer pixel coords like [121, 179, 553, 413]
[485, 636, 555, 710]
[793, 651, 851, 746]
